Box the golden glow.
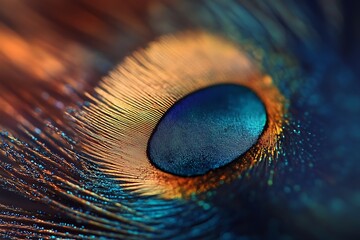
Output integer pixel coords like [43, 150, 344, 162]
[75, 32, 286, 199]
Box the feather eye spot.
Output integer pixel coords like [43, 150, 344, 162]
[76, 32, 287, 198]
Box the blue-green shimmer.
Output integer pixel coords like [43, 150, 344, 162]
[148, 84, 267, 176]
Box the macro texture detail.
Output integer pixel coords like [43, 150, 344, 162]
[0, 1, 359, 240]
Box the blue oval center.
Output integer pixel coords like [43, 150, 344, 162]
[147, 84, 267, 177]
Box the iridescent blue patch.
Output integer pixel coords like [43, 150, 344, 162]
[148, 84, 267, 176]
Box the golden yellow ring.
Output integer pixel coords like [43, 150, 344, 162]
[76, 32, 286, 199]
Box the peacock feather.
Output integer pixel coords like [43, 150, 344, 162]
[0, 1, 359, 239]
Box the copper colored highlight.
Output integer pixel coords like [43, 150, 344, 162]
[75, 32, 286, 199]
